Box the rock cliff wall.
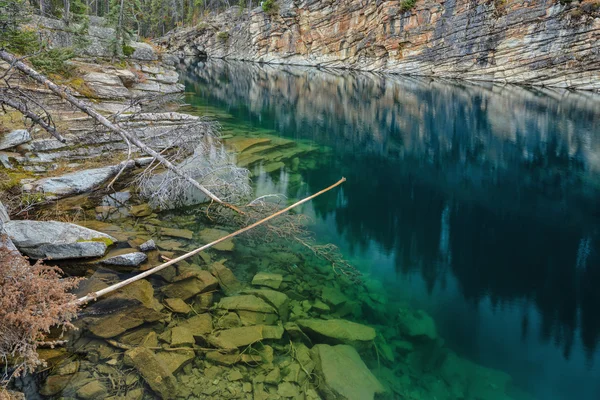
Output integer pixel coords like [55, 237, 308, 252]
[160, 0, 600, 91]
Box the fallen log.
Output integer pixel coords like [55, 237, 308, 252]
[75, 177, 346, 306]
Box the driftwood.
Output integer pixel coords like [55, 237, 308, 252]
[75, 177, 346, 306]
[0, 49, 234, 210]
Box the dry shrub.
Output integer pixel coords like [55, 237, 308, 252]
[0, 246, 81, 388]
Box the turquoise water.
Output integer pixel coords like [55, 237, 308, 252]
[180, 59, 600, 400]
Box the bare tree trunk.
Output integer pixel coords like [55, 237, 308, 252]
[0, 49, 231, 208]
[0, 95, 66, 143]
[63, 0, 71, 24]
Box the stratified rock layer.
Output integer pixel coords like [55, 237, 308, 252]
[160, 0, 600, 91]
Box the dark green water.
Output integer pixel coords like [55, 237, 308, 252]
[180, 59, 600, 400]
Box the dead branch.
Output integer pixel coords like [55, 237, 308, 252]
[0, 49, 238, 211]
[0, 90, 65, 142]
[74, 177, 346, 306]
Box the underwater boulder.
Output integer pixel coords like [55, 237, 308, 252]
[102, 251, 147, 267]
[252, 272, 283, 289]
[296, 318, 376, 347]
[210, 261, 243, 295]
[397, 309, 437, 341]
[242, 289, 290, 321]
[310, 344, 385, 400]
[124, 347, 178, 399]
[162, 272, 218, 300]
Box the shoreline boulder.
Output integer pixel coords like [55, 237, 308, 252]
[311, 344, 385, 400]
[4, 220, 117, 260]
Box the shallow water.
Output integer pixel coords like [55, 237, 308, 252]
[178, 60, 600, 400]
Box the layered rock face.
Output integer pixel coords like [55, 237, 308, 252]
[160, 0, 600, 90]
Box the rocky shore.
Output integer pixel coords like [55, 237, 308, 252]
[25, 213, 521, 400]
[158, 0, 600, 91]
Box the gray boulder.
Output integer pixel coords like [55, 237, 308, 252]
[0, 129, 31, 150]
[0, 200, 9, 224]
[28, 162, 134, 199]
[103, 252, 147, 267]
[139, 239, 157, 252]
[310, 344, 385, 400]
[296, 318, 376, 346]
[4, 220, 117, 260]
[397, 309, 437, 340]
[84, 72, 131, 99]
[130, 42, 158, 61]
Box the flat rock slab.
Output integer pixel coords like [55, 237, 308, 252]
[242, 289, 289, 321]
[156, 349, 195, 375]
[311, 344, 384, 400]
[296, 318, 376, 345]
[124, 347, 177, 399]
[164, 298, 191, 314]
[209, 261, 243, 295]
[4, 220, 117, 260]
[198, 228, 234, 251]
[217, 295, 277, 314]
[28, 163, 133, 199]
[177, 313, 213, 337]
[162, 271, 218, 300]
[397, 309, 437, 340]
[102, 251, 147, 267]
[0, 129, 31, 150]
[208, 324, 284, 349]
[252, 272, 283, 289]
[160, 227, 193, 239]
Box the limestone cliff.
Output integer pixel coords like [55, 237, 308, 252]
[160, 0, 600, 91]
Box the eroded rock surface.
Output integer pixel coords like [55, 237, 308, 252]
[160, 0, 600, 91]
[4, 220, 116, 259]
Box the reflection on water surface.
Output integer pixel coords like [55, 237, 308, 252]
[181, 59, 600, 400]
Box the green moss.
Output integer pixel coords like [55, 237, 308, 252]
[216, 31, 229, 42]
[122, 44, 135, 57]
[76, 237, 115, 247]
[399, 0, 417, 13]
[262, 0, 279, 15]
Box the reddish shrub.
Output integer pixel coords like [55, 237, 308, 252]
[0, 245, 81, 389]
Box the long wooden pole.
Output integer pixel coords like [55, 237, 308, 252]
[75, 177, 346, 306]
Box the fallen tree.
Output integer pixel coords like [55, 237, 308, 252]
[0, 49, 241, 212]
[75, 177, 347, 305]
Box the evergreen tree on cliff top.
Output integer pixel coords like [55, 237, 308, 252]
[107, 0, 141, 58]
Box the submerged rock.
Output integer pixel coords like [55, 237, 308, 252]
[243, 289, 290, 321]
[252, 272, 283, 289]
[139, 239, 157, 252]
[4, 220, 116, 259]
[310, 344, 384, 400]
[157, 349, 195, 375]
[177, 313, 213, 338]
[102, 251, 147, 267]
[160, 227, 193, 239]
[87, 280, 164, 338]
[198, 228, 234, 251]
[162, 271, 218, 300]
[296, 318, 376, 346]
[210, 261, 243, 295]
[397, 309, 437, 340]
[208, 324, 284, 349]
[164, 298, 191, 314]
[217, 295, 277, 314]
[76, 380, 107, 400]
[124, 346, 178, 399]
